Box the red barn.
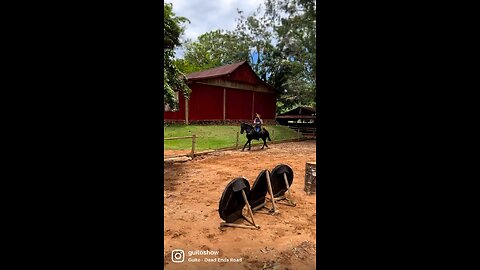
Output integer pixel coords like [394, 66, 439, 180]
[164, 61, 278, 124]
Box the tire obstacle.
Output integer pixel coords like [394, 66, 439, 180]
[218, 164, 297, 230]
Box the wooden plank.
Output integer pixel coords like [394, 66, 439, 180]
[164, 137, 312, 161]
[251, 92, 255, 119]
[164, 154, 189, 159]
[190, 134, 196, 158]
[223, 88, 226, 122]
[185, 98, 189, 125]
[164, 136, 193, 140]
[283, 173, 296, 206]
[164, 156, 192, 163]
[219, 222, 259, 229]
[194, 150, 215, 155]
[241, 190, 259, 228]
[236, 131, 239, 148]
[266, 170, 277, 213]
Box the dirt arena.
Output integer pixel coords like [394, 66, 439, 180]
[164, 140, 316, 270]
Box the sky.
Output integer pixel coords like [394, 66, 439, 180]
[167, 0, 264, 58]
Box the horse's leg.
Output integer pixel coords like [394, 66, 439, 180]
[261, 138, 266, 149]
[265, 136, 269, 148]
[248, 140, 251, 150]
[242, 140, 249, 151]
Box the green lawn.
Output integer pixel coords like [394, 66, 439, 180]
[164, 124, 300, 151]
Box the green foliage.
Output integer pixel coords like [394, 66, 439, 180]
[164, 125, 300, 151]
[172, 0, 316, 113]
[264, 0, 316, 111]
[164, 3, 191, 109]
[164, 3, 190, 50]
[175, 30, 250, 74]
[233, 6, 278, 82]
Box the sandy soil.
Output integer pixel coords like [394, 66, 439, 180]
[165, 149, 192, 157]
[164, 140, 316, 270]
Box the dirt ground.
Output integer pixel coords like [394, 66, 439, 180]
[164, 149, 192, 157]
[164, 140, 316, 270]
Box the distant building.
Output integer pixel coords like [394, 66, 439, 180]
[276, 106, 316, 128]
[164, 61, 278, 124]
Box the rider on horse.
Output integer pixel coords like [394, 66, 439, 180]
[253, 113, 263, 133]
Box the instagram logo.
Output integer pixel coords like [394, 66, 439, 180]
[171, 249, 185, 263]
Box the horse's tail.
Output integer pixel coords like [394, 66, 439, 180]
[264, 128, 271, 141]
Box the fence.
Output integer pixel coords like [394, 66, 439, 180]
[164, 129, 317, 161]
[288, 126, 316, 139]
[164, 135, 197, 159]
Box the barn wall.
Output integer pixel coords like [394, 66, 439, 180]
[164, 92, 186, 121]
[253, 92, 277, 120]
[225, 88, 253, 120]
[164, 88, 277, 122]
[188, 84, 224, 120]
[165, 62, 278, 123]
[229, 64, 260, 85]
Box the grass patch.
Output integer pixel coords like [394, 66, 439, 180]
[164, 124, 300, 151]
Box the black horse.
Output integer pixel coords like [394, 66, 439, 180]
[240, 122, 271, 151]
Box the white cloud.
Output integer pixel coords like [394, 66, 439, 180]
[167, 0, 263, 57]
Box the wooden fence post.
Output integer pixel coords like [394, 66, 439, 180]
[236, 131, 239, 148]
[272, 130, 275, 141]
[297, 128, 300, 141]
[191, 134, 196, 158]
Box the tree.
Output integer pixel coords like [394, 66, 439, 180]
[233, 6, 277, 82]
[172, 0, 316, 113]
[175, 30, 250, 74]
[266, 0, 316, 80]
[234, 1, 316, 112]
[164, 3, 190, 110]
[175, 6, 278, 82]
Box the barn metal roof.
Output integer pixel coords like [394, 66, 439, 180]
[186, 61, 247, 80]
[185, 61, 279, 93]
[276, 115, 316, 119]
[278, 106, 316, 116]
